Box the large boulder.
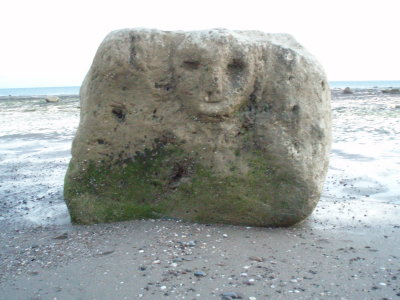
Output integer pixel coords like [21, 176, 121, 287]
[64, 28, 331, 226]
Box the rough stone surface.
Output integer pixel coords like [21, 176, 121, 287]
[64, 28, 331, 227]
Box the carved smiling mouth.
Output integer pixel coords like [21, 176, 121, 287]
[203, 96, 222, 103]
[183, 91, 239, 122]
[197, 100, 234, 120]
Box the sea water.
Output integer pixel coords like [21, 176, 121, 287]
[329, 80, 400, 89]
[326, 89, 400, 204]
[0, 83, 399, 227]
[0, 94, 79, 227]
[0, 86, 80, 97]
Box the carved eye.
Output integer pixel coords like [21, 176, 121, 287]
[227, 58, 246, 73]
[182, 60, 201, 70]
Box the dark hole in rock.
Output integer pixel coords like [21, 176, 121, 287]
[154, 82, 172, 91]
[183, 60, 201, 70]
[112, 107, 126, 121]
[97, 139, 105, 144]
[170, 160, 193, 184]
[292, 105, 300, 114]
[171, 164, 187, 181]
[119, 180, 127, 188]
[227, 58, 246, 73]
[122, 86, 127, 91]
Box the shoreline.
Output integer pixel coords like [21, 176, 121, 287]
[0, 94, 79, 101]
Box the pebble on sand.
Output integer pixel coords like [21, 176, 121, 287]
[221, 291, 241, 299]
[194, 271, 207, 277]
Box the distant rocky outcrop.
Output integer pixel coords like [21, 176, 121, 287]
[45, 96, 60, 103]
[64, 28, 331, 227]
[343, 87, 353, 94]
[381, 88, 400, 94]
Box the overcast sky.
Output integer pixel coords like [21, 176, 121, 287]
[1, 0, 399, 88]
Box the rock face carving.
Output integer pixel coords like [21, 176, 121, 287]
[64, 28, 331, 226]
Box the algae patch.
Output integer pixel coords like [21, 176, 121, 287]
[64, 145, 189, 224]
[64, 144, 312, 226]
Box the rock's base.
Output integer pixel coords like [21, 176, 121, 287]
[65, 143, 312, 227]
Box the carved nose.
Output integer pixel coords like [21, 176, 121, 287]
[204, 91, 221, 103]
[212, 75, 222, 91]
[204, 74, 223, 102]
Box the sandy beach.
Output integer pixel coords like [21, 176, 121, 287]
[0, 89, 400, 299]
[0, 200, 399, 299]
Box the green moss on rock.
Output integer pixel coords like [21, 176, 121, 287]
[160, 152, 311, 226]
[64, 145, 187, 224]
[64, 144, 312, 226]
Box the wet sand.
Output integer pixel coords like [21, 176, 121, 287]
[0, 200, 399, 299]
[0, 90, 400, 299]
